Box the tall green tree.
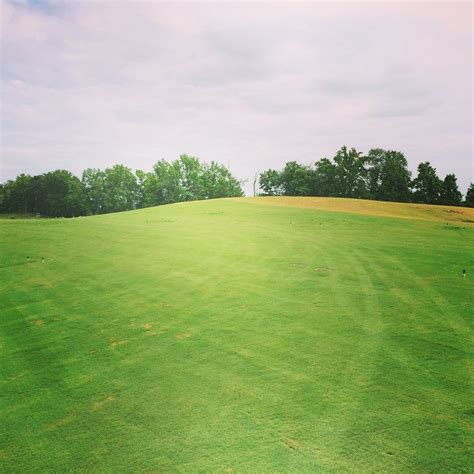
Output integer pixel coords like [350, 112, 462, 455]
[366, 149, 412, 202]
[28, 175, 46, 214]
[42, 170, 87, 217]
[82, 168, 106, 214]
[412, 162, 442, 204]
[1, 174, 46, 214]
[1, 180, 15, 213]
[312, 158, 337, 197]
[136, 170, 159, 208]
[177, 155, 204, 201]
[153, 159, 183, 204]
[366, 148, 385, 198]
[279, 161, 312, 196]
[439, 174, 462, 206]
[201, 161, 243, 199]
[464, 183, 474, 208]
[102, 165, 139, 213]
[333, 146, 368, 198]
[5, 174, 33, 213]
[259, 169, 282, 196]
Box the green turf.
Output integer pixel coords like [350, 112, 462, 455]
[1, 198, 473, 472]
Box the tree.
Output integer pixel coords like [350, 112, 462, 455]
[464, 183, 474, 208]
[439, 174, 462, 206]
[42, 170, 87, 217]
[153, 159, 183, 204]
[4, 174, 33, 213]
[200, 161, 243, 199]
[177, 155, 204, 201]
[366, 148, 385, 198]
[259, 169, 281, 195]
[82, 168, 106, 214]
[279, 161, 312, 196]
[333, 146, 368, 198]
[412, 162, 442, 204]
[102, 165, 139, 213]
[65, 177, 88, 217]
[366, 149, 412, 202]
[312, 158, 337, 196]
[1, 156, 241, 216]
[150, 155, 242, 204]
[0, 180, 14, 213]
[0, 183, 7, 212]
[28, 175, 46, 214]
[136, 170, 159, 208]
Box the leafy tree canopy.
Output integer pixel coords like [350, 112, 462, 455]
[1, 156, 243, 217]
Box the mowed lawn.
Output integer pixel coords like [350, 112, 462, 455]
[1, 197, 473, 472]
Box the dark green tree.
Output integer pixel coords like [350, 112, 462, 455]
[439, 174, 462, 206]
[28, 175, 46, 214]
[366, 149, 412, 202]
[0, 180, 15, 213]
[42, 170, 87, 217]
[0, 184, 5, 212]
[464, 183, 474, 207]
[312, 158, 337, 196]
[5, 174, 33, 213]
[102, 165, 139, 213]
[412, 162, 442, 204]
[279, 161, 312, 196]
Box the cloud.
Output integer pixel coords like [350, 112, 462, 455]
[1, 1, 472, 193]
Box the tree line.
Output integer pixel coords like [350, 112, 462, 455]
[2, 148, 472, 217]
[259, 147, 474, 207]
[0, 155, 243, 217]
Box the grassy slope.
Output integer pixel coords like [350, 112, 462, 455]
[1, 197, 473, 472]
[241, 196, 474, 223]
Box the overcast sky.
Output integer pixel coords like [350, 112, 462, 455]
[1, 0, 472, 195]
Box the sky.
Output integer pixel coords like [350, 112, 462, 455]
[1, 0, 473, 195]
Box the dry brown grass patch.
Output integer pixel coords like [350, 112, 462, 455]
[282, 437, 300, 450]
[92, 395, 116, 411]
[176, 332, 192, 340]
[45, 413, 75, 431]
[239, 196, 474, 224]
[111, 339, 126, 348]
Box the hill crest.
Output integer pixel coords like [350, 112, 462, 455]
[237, 196, 474, 224]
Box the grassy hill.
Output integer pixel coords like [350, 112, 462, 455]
[1, 197, 473, 472]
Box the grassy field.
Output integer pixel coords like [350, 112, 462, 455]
[1, 197, 473, 472]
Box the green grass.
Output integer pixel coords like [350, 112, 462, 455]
[1, 197, 473, 472]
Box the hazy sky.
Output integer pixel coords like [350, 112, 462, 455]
[1, 0, 472, 195]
